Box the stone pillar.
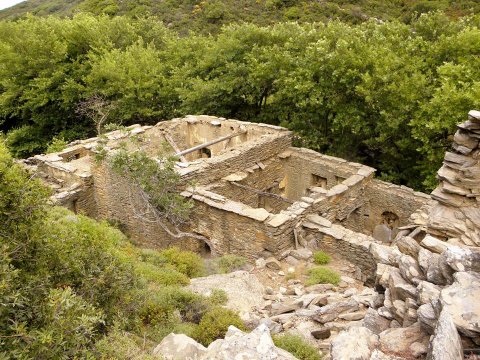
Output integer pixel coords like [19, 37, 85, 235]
[427, 110, 480, 246]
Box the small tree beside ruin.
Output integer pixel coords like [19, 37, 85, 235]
[103, 140, 209, 244]
[76, 94, 116, 136]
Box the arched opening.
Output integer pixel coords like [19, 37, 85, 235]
[381, 211, 399, 230]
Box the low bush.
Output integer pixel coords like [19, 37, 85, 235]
[273, 333, 322, 360]
[205, 254, 248, 274]
[192, 307, 245, 346]
[135, 262, 190, 286]
[305, 267, 340, 286]
[313, 251, 331, 265]
[209, 289, 228, 306]
[157, 247, 205, 278]
[215, 254, 247, 273]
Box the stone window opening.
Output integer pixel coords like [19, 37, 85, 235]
[381, 211, 399, 230]
[311, 173, 328, 188]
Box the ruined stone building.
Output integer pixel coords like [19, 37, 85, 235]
[25, 115, 427, 278]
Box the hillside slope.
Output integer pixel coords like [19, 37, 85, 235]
[1, 0, 479, 34]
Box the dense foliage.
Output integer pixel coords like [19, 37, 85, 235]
[0, 141, 242, 359]
[1, 13, 479, 190]
[1, 0, 479, 35]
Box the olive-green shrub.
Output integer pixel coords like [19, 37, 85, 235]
[273, 333, 323, 360]
[305, 267, 341, 286]
[313, 251, 331, 265]
[192, 307, 245, 346]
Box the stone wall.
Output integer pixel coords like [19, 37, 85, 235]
[301, 215, 378, 284]
[427, 110, 480, 246]
[341, 179, 430, 236]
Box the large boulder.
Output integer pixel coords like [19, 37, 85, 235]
[443, 246, 480, 272]
[427, 310, 463, 360]
[153, 325, 300, 360]
[396, 236, 421, 259]
[204, 324, 299, 360]
[187, 271, 264, 315]
[379, 323, 429, 358]
[153, 333, 207, 360]
[440, 271, 480, 338]
[362, 308, 391, 335]
[331, 327, 379, 360]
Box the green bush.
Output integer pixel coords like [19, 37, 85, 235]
[192, 307, 245, 346]
[209, 289, 228, 306]
[313, 251, 331, 265]
[146, 247, 205, 278]
[135, 262, 190, 286]
[273, 333, 322, 360]
[46, 136, 68, 153]
[305, 267, 340, 286]
[215, 254, 247, 273]
[95, 330, 157, 359]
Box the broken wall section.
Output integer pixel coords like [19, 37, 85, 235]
[341, 179, 430, 241]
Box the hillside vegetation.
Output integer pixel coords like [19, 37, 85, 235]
[0, 140, 246, 358]
[1, 0, 480, 34]
[1, 13, 479, 190]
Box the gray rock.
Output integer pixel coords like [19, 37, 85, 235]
[418, 303, 438, 334]
[421, 235, 450, 254]
[153, 333, 207, 360]
[379, 323, 429, 358]
[396, 236, 421, 258]
[362, 308, 391, 335]
[271, 302, 301, 316]
[373, 224, 392, 243]
[338, 311, 366, 321]
[331, 327, 378, 360]
[370, 243, 397, 266]
[203, 324, 299, 360]
[265, 257, 281, 270]
[440, 271, 480, 338]
[388, 268, 416, 301]
[188, 271, 264, 315]
[417, 281, 441, 306]
[312, 298, 359, 324]
[427, 310, 463, 360]
[290, 248, 313, 260]
[398, 254, 424, 282]
[311, 328, 331, 340]
[443, 245, 480, 272]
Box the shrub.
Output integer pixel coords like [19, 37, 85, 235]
[305, 267, 340, 286]
[46, 136, 67, 153]
[95, 330, 157, 360]
[273, 333, 322, 360]
[313, 251, 331, 265]
[157, 247, 205, 278]
[209, 289, 228, 306]
[192, 307, 245, 346]
[215, 254, 247, 273]
[135, 262, 190, 286]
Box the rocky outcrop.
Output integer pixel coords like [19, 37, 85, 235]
[153, 324, 298, 360]
[187, 271, 264, 319]
[427, 110, 480, 246]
